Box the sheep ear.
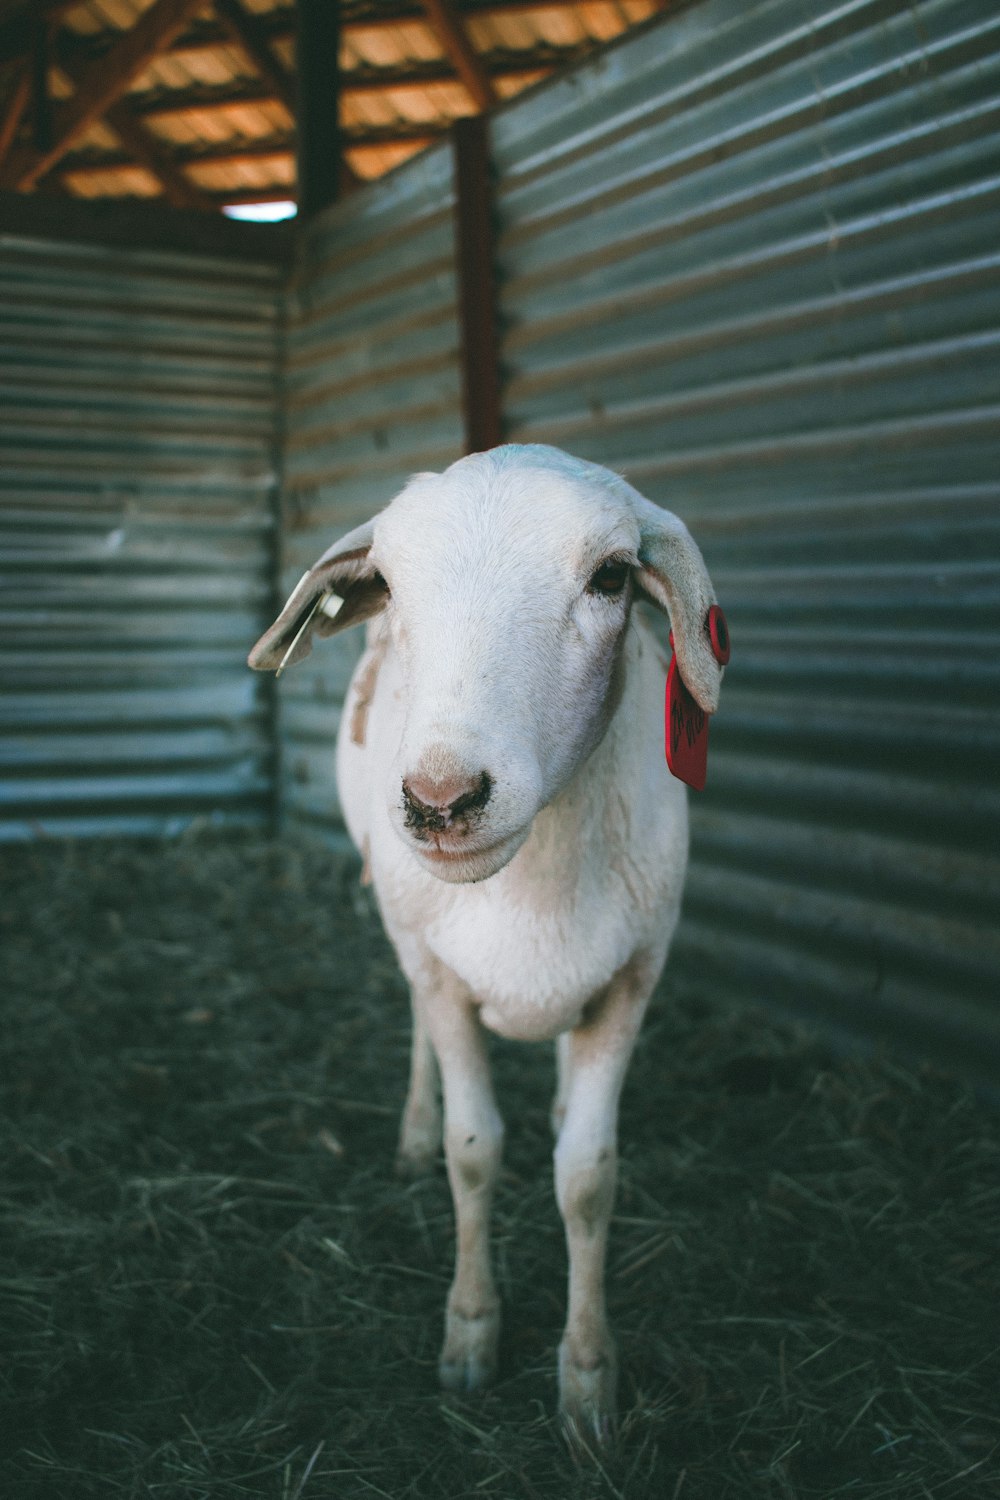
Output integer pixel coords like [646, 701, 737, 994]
[633, 497, 723, 714]
[248, 518, 386, 674]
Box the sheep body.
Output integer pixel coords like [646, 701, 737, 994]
[250, 444, 724, 1444]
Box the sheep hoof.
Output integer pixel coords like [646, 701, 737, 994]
[439, 1304, 499, 1393]
[558, 1337, 618, 1453]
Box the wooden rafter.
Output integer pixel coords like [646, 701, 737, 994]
[127, 46, 579, 118]
[48, 42, 216, 214]
[0, 63, 30, 167]
[0, 0, 654, 209]
[62, 125, 442, 177]
[0, 0, 206, 191]
[212, 0, 295, 115]
[32, 2, 602, 67]
[101, 100, 217, 213]
[419, 0, 497, 112]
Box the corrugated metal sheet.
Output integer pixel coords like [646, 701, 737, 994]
[488, 0, 1000, 1074]
[0, 232, 282, 840]
[279, 142, 465, 835]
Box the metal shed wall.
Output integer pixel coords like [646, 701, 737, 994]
[491, 0, 1000, 1074]
[0, 234, 282, 840]
[279, 143, 465, 838]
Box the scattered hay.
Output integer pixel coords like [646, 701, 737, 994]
[1, 832, 997, 1499]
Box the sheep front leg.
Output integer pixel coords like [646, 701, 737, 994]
[420, 976, 504, 1393]
[554, 957, 655, 1447]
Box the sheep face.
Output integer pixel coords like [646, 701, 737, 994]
[371, 457, 640, 883]
[248, 444, 723, 888]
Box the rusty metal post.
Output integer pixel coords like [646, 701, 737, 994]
[452, 114, 503, 454]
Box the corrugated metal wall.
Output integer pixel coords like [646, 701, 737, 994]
[0, 234, 282, 839]
[279, 145, 465, 837]
[491, 0, 1000, 1072]
[30, 0, 984, 1067]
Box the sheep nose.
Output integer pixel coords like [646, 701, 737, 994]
[402, 769, 493, 833]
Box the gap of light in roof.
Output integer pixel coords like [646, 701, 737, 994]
[223, 201, 297, 222]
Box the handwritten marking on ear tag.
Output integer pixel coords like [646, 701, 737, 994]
[275, 589, 334, 678]
[665, 653, 709, 792]
[664, 610, 729, 792]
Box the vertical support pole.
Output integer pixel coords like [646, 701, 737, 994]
[295, 0, 341, 218]
[453, 115, 503, 454]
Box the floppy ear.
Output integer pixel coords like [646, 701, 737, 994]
[633, 495, 723, 714]
[248, 518, 387, 674]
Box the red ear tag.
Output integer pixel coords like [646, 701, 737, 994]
[665, 653, 709, 792]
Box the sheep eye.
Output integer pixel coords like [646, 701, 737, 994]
[372, 570, 390, 597]
[587, 558, 630, 596]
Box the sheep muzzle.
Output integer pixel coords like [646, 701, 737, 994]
[402, 770, 494, 837]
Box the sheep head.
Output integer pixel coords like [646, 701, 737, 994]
[249, 444, 723, 883]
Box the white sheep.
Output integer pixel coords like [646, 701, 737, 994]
[249, 444, 726, 1445]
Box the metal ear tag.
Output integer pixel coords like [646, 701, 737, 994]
[275, 590, 335, 678]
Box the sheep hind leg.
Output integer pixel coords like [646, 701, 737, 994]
[396, 1006, 441, 1177]
[551, 1031, 572, 1137]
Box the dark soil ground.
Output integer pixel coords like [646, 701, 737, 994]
[1, 832, 998, 1500]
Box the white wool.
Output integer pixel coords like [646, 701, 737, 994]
[253, 444, 724, 1443]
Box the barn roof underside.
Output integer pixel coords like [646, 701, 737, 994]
[0, 0, 665, 213]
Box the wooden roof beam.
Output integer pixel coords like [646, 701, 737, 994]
[101, 99, 218, 213]
[47, 2, 601, 65]
[129, 46, 581, 118]
[0, 63, 30, 168]
[62, 125, 443, 176]
[0, 0, 206, 191]
[211, 0, 295, 116]
[45, 41, 217, 213]
[419, 0, 497, 112]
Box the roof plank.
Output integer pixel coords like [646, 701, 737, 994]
[62, 124, 442, 177]
[0, 0, 207, 191]
[42, 2, 601, 65]
[0, 0, 658, 207]
[48, 42, 218, 214]
[101, 99, 218, 214]
[127, 46, 576, 118]
[212, 0, 295, 116]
